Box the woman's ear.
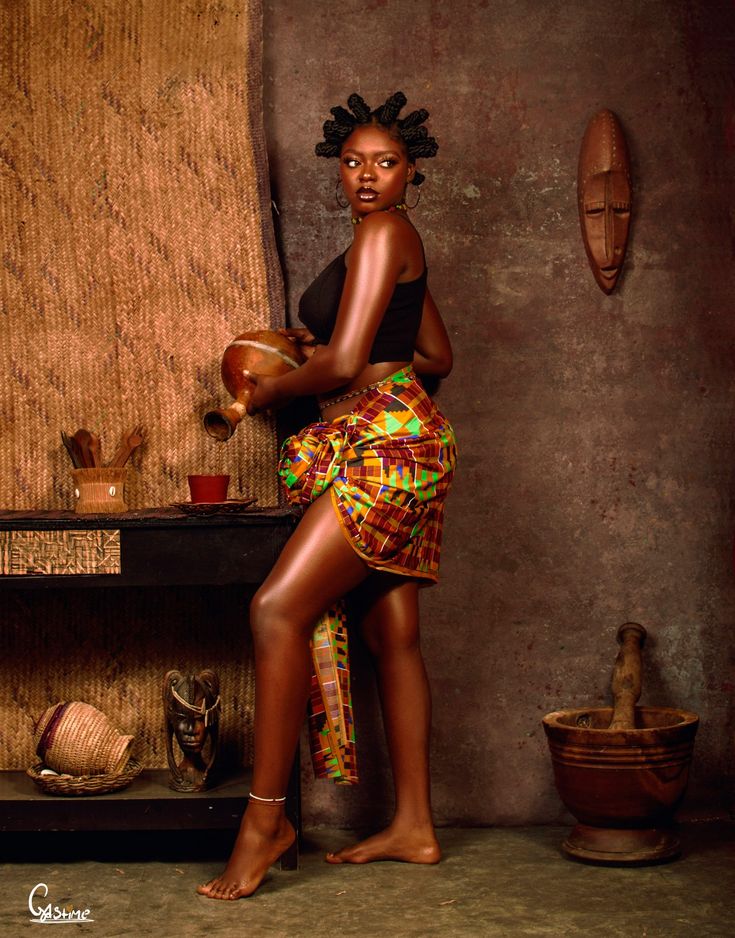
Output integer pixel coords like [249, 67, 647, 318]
[406, 163, 416, 183]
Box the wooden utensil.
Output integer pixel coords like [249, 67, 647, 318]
[72, 428, 96, 468]
[61, 430, 83, 468]
[108, 426, 144, 467]
[87, 431, 101, 468]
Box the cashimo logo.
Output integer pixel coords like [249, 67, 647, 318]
[28, 883, 94, 924]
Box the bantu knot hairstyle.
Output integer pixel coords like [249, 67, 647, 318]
[315, 91, 438, 186]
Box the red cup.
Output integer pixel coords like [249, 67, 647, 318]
[187, 474, 230, 503]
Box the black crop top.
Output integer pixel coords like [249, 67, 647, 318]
[298, 251, 426, 364]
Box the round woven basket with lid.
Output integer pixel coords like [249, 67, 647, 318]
[33, 701, 134, 776]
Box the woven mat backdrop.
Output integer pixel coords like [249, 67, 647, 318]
[0, 0, 282, 770]
[0, 0, 283, 510]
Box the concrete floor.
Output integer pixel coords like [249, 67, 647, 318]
[1, 822, 733, 937]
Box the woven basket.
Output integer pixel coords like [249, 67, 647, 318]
[26, 758, 142, 796]
[34, 701, 134, 776]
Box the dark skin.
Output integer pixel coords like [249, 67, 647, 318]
[197, 123, 452, 901]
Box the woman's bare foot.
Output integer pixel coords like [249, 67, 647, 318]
[197, 806, 295, 900]
[325, 822, 440, 865]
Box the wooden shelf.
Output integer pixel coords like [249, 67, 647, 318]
[0, 507, 298, 589]
[0, 769, 252, 832]
[0, 509, 301, 867]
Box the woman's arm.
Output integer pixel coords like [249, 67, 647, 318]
[413, 288, 453, 378]
[246, 213, 415, 412]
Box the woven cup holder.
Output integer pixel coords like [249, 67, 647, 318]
[27, 758, 142, 796]
[72, 467, 128, 514]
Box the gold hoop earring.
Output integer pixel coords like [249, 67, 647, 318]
[405, 185, 422, 210]
[335, 177, 349, 209]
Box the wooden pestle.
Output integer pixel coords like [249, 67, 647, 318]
[608, 622, 647, 730]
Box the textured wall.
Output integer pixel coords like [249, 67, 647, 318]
[264, 0, 735, 826]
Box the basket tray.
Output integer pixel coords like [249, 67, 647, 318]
[26, 758, 143, 796]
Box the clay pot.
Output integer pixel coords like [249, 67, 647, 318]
[203, 329, 306, 441]
[34, 701, 135, 776]
[543, 705, 698, 863]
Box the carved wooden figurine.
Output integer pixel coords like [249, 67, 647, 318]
[578, 109, 632, 294]
[163, 669, 221, 792]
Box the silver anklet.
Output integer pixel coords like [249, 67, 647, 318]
[248, 791, 286, 804]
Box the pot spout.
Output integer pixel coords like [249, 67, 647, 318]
[203, 400, 247, 442]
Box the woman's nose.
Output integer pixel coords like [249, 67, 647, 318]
[360, 164, 375, 180]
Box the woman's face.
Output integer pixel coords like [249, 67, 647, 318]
[339, 124, 415, 221]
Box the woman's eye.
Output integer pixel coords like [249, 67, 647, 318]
[343, 158, 359, 168]
[379, 159, 397, 168]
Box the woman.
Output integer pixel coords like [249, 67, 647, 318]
[198, 91, 456, 901]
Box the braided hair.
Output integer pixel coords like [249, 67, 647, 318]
[315, 91, 438, 186]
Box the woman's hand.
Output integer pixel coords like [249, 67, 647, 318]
[278, 327, 319, 360]
[243, 371, 290, 416]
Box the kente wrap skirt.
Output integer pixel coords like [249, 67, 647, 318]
[278, 366, 457, 784]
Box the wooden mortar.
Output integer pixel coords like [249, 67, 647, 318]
[542, 623, 699, 864]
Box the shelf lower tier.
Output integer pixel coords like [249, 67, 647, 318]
[0, 768, 299, 868]
[0, 768, 251, 832]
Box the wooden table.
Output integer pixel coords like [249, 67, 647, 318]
[0, 507, 300, 868]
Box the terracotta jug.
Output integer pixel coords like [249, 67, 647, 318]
[203, 329, 306, 441]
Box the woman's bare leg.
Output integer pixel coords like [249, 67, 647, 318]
[198, 494, 369, 900]
[326, 575, 440, 864]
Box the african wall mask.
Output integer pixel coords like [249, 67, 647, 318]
[577, 109, 632, 294]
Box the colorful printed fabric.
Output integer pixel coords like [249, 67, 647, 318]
[308, 601, 356, 784]
[279, 367, 457, 784]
